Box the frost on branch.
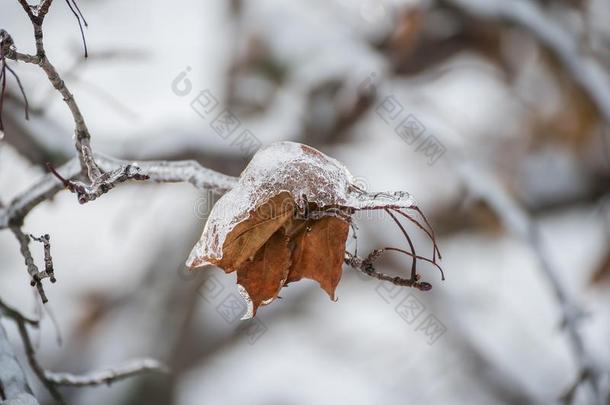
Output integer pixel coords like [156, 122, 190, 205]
[187, 142, 442, 318]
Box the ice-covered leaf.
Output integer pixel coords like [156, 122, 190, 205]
[186, 142, 442, 318]
[190, 192, 294, 272]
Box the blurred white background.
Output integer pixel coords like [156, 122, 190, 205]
[1, 0, 609, 404]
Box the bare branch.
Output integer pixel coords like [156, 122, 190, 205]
[16, 1, 36, 22]
[0, 155, 238, 230]
[4, 50, 40, 65]
[28, 50, 94, 170]
[6, 2, 96, 174]
[44, 359, 169, 387]
[1, 2, 240, 225]
[47, 159, 149, 204]
[95, 154, 239, 194]
[38, 0, 55, 20]
[456, 160, 606, 404]
[61, 154, 240, 203]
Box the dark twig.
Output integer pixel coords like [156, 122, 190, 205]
[0, 51, 6, 135]
[1, 29, 30, 126]
[392, 208, 441, 260]
[344, 250, 432, 291]
[4, 63, 30, 119]
[385, 208, 418, 281]
[383, 246, 445, 280]
[406, 206, 443, 260]
[63, 0, 88, 57]
[342, 202, 444, 290]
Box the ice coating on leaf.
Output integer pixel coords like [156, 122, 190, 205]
[237, 284, 255, 320]
[186, 141, 416, 268]
[188, 142, 347, 266]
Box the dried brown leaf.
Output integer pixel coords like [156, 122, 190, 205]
[236, 229, 292, 315]
[186, 142, 442, 318]
[286, 216, 349, 300]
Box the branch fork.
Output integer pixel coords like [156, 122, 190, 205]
[47, 161, 149, 204]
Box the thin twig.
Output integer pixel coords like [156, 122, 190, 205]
[7, 0, 96, 175]
[403, 206, 443, 260]
[44, 359, 169, 387]
[47, 159, 149, 204]
[383, 247, 445, 280]
[385, 208, 418, 280]
[0, 155, 238, 230]
[63, 0, 88, 57]
[344, 250, 433, 291]
[30, 233, 56, 283]
[9, 226, 55, 303]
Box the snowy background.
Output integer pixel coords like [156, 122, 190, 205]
[1, 0, 609, 404]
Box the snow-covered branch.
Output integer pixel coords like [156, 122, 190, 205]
[0, 155, 237, 231]
[0, 2, 223, 402]
[1, 297, 169, 404]
[0, 323, 39, 405]
[44, 359, 169, 388]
